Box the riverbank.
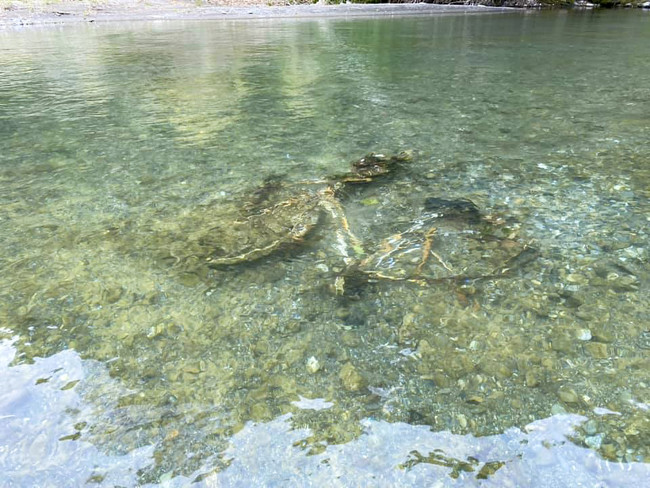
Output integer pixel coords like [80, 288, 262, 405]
[0, 1, 514, 28]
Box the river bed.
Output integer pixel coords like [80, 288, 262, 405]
[1, 9, 648, 486]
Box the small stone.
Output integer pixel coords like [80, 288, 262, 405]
[103, 287, 124, 304]
[339, 363, 367, 392]
[359, 197, 380, 206]
[585, 434, 603, 450]
[342, 331, 361, 348]
[250, 403, 271, 420]
[495, 364, 513, 379]
[551, 403, 567, 415]
[398, 312, 418, 344]
[178, 272, 201, 287]
[612, 274, 639, 292]
[416, 339, 434, 357]
[402, 312, 417, 328]
[601, 443, 617, 459]
[558, 387, 579, 404]
[584, 419, 599, 435]
[576, 329, 592, 341]
[306, 356, 321, 374]
[566, 273, 587, 285]
[457, 414, 468, 429]
[525, 370, 540, 388]
[585, 342, 609, 359]
[333, 276, 345, 296]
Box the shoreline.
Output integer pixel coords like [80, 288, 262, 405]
[0, 2, 515, 28]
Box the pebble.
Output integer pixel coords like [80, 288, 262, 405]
[601, 443, 617, 459]
[566, 273, 587, 285]
[339, 363, 366, 392]
[306, 356, 321, 374]
[402, 313, 416, 327]
[585, 434, 603, 450]
[551, 403, 567, 415]
[557, 387, 579, 404]
[525, 370, 540, 388]
[584, 419, 599, 435]
[576, 328, 592, 341]
[416, 339, 434, 357]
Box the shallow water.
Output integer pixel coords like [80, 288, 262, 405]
[1, 9, 649, 486]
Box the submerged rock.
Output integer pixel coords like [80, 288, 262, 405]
[339, 362, 367, 392]
[306, 356, 321, 374]
[423, 197, 481, 223]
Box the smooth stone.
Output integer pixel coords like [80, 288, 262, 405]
[576, 328, 592, 341]
[584, 419, 599, 435]
[558, 387, 579, 404]
[585, 434, 603, 450]
[551, 403, 567, 415]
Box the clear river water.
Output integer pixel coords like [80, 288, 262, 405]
[0, 8, 648, 487]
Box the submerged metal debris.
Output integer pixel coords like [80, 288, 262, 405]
[173, 152, 536, 295]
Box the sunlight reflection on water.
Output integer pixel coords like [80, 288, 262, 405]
[2, 338, 647, 487]
[0, 338, 153, 487]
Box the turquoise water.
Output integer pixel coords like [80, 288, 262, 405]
[1, 10, 648, 486]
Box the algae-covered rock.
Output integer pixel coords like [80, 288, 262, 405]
[339, 362, 367, 392]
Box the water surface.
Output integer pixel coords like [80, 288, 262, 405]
[1, 10, 648, 486]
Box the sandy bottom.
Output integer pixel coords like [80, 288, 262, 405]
[0, 1, 511, 27]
